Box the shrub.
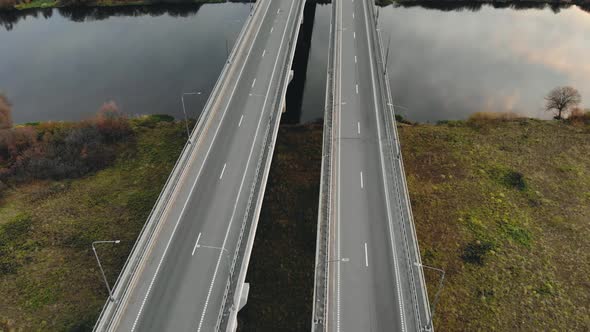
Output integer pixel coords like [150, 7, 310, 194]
[568, 107, 590, 125]
[467, 111, 522, 124]
[461, 240, 494, 265]
[0, 94, 12, 130]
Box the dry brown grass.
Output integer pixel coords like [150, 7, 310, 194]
[568, 107, 590, 126]
[467, 111, 523, 123]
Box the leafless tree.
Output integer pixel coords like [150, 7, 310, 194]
[0, 94, 12, 129]
[545, 86, 582, 120]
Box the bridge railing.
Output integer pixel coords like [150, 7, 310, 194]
[311, 0, 337, 329]
[93, 1, 268, 329]
[365, 1, 432, 330]
[216, 1, 307, 331]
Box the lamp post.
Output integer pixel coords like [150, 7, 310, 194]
[181, 91, 203, 142]
[414, 262, 445, 332]
[92, 240, 121, 302]
[313, 257, 349, 325]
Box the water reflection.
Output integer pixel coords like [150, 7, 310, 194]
[0, 3, 250, 123]
[376, 4, 590, 122]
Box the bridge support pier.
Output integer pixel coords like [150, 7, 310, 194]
[229, 282, 250, 332]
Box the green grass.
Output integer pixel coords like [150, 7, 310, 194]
[14, 0, 57, 9]
[399, 119, 590, 330]
[0, 116, 186, 331]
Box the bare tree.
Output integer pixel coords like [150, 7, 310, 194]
[0, 94, 12, 129]
[545, 86, 582, 120]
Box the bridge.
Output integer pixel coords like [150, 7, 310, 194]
[93, 0, 305, 330]
[312, 0, 432, 331]
[94, 0, 432, 331]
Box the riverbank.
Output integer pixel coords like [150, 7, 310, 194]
[400, 118, 590, 330]
[1, 0, 222, 11]
[0, 115, 187, 330]
[1, 116, 588, 330]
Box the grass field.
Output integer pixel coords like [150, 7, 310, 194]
[1, 116, 588, 331]
[399, 119, 590, 331]
[0, 116, 186, 331]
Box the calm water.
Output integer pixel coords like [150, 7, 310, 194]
[377, 3, 590, 122]
[0, 4, 250, 124]
[1, 2, 589, 123]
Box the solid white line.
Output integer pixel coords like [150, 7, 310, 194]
[130, 1, 273, 331]
[364, 243, 368, 267]
[192, 233, 202, 256]
[262, 49, 266, 57]
[357, 121, 360, 134]
[356, 84, 359, 94]
[362, 1, 407, 330]
[219, 163, 227, 179]
[251, 78, 257, 88]
[337, 1, 343, 331]
[360, 171, 364, 189]
[238, 114, 244, 127]
[197, 1, 296, 330]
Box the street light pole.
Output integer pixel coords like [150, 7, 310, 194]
[92, 240, 121, 302]
[414, 262, 445, 332]
[181, 92, 202, 142]
[313, 257, 349, 326]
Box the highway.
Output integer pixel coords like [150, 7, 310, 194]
[314, 0, 431, 331]
[93, 0, 305, 331]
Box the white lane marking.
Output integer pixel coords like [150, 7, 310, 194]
[362, 0, 407, 330]
[337, 0, 343, 331]
[262, 49, 266, 57]
[197, 1, 296, 330]
[192, 233, 202, 256]
[277, 8, 280, 14]
[360, 171, 364, 189]
[352, 12, 355, 19]
[354, 31, 356, 39]
[270, 27, 274, 33]
[219, 163, 227, 179]
[251, 78, 257, 88]
[356, 84, 359, 94]
[238, 114, 244, 127]
[129, 1, 272, 328]
[357, 122, 361, 134]
[355, 55, 357, 63]
[364, 243, 369, 267]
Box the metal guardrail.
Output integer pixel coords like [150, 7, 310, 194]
[216, 1, 307, 331]
[365, 0, 432, 330]
[93, 1, 266, 329]
[311, 0, 338, 329]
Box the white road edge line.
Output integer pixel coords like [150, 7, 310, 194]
[129, 1, 273, 330]
[364, 243, 368, 267]
[239, 114, 244, 127]
[219, 163, 227, 180]
[196, 1, 296, 330]
[336, 0, 343, 331]
[192, 233, 202, 256]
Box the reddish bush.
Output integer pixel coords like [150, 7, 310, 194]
[568, 107, 590, 125]
[0, 94, 12, 130]
[0, 101, 133, 187]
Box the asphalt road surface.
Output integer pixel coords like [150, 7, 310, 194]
[102, 0, 303, 330]
[327, 0, 419, 331]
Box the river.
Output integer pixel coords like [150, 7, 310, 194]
[1, 1, 589, 124]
